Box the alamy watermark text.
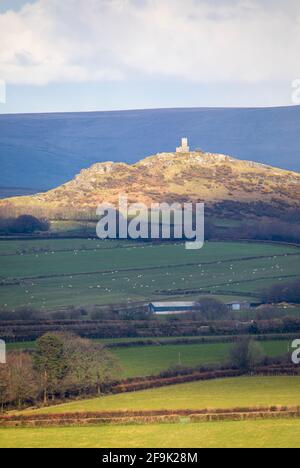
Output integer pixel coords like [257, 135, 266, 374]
[96, 195, 204, 250]
[0, 340, 6, 364]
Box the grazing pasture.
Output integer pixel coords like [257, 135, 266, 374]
[6, 339, 290, 378]
[2, 376, 300, 448]
[20, 376, 300, 414]
[111, 340, 290, 378]
[1, 419, 300, 448]
[0, 239, 299, 310]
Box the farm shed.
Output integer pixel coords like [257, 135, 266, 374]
[226, 301, 251, 311]
[149, 300, 255, 315]
[149, 302, 197, 315]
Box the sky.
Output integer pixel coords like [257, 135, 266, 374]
[0, 0, 300, 114]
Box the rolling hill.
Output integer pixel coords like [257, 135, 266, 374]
[0, 106, 300, 191]
[1, 149, 299, 219]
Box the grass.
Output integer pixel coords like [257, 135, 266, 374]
[49, 220, 97, 236]
[6, 341, 36, 351]
[1, 419, 300, 448]
[20, 376, 300, 414]
[111, 340, 290, 378]
[3, 376, 300, 448]
[0, 239, 299, 310]
[7, 340, 290, 378]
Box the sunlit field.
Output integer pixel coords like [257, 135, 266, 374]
[2, 419, 300, 448]
[20, 376, 300, 414]
[2, 377, 300, 448]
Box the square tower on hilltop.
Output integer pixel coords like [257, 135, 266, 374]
[176, 137, 190, 153]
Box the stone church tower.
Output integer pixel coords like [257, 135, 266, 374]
[176, 137, 190, 153]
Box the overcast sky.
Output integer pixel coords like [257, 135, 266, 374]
[0, 0, 299, 113]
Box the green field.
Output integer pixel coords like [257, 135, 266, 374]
[111, 340, 290, 378]
[7, 340, 290, 378]
[0, 239, 299, 310]
[21, 376, 300, 414]
[1, 239, 299, 448]
[1, 419, 300, 448]
[3, 377, 300, 448]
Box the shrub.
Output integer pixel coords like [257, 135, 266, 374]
[262, 279, 300, 304]
[230, 338, 265, 371]
[193, 297, 230, 320]
[0, 215, 50, 234]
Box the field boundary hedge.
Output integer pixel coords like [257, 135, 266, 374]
[104, 333, 298, 348]
[2, 406, 300, 427]
[110, 369, 244, 393]
[1, 364, 299, 415]
[3, 318, 300, 343]
[109, 364, 300, 394]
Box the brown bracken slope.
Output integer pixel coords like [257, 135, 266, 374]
[1, 151, 299, 218]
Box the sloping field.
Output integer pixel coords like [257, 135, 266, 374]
[2, 377, 300, 448]
[0, 239, 299, 310]
[19, 376, 300, 414]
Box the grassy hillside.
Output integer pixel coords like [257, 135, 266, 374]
[2, 151, 300, 217]
[19, 376, 300, 414]
[0, 240, 299, 310]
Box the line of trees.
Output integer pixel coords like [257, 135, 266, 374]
[231, 219, 300, 244]
[0, 215, 50, 234]
[3, 317, 300, 344]
[1, 210, 300, 245]
[262, 279, 300, 304]
[192, 298, 230, 320]
[0, 298, 229, 323]
[0, 333, 120, 410]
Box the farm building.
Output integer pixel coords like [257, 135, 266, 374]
[149, 300, 254, 315]
[226, 301, 252, 311]
[148, 302, 197, 315]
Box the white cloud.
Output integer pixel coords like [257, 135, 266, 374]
[0, 0, 299, 85]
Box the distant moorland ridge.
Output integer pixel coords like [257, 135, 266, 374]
[1, 106, 300, 190]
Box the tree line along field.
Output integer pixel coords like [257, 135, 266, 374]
[19, 376, 300, 414]
[2, 377, 300, 448]
[0, 239, 299, 310]
[6, 339, 291, 379]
